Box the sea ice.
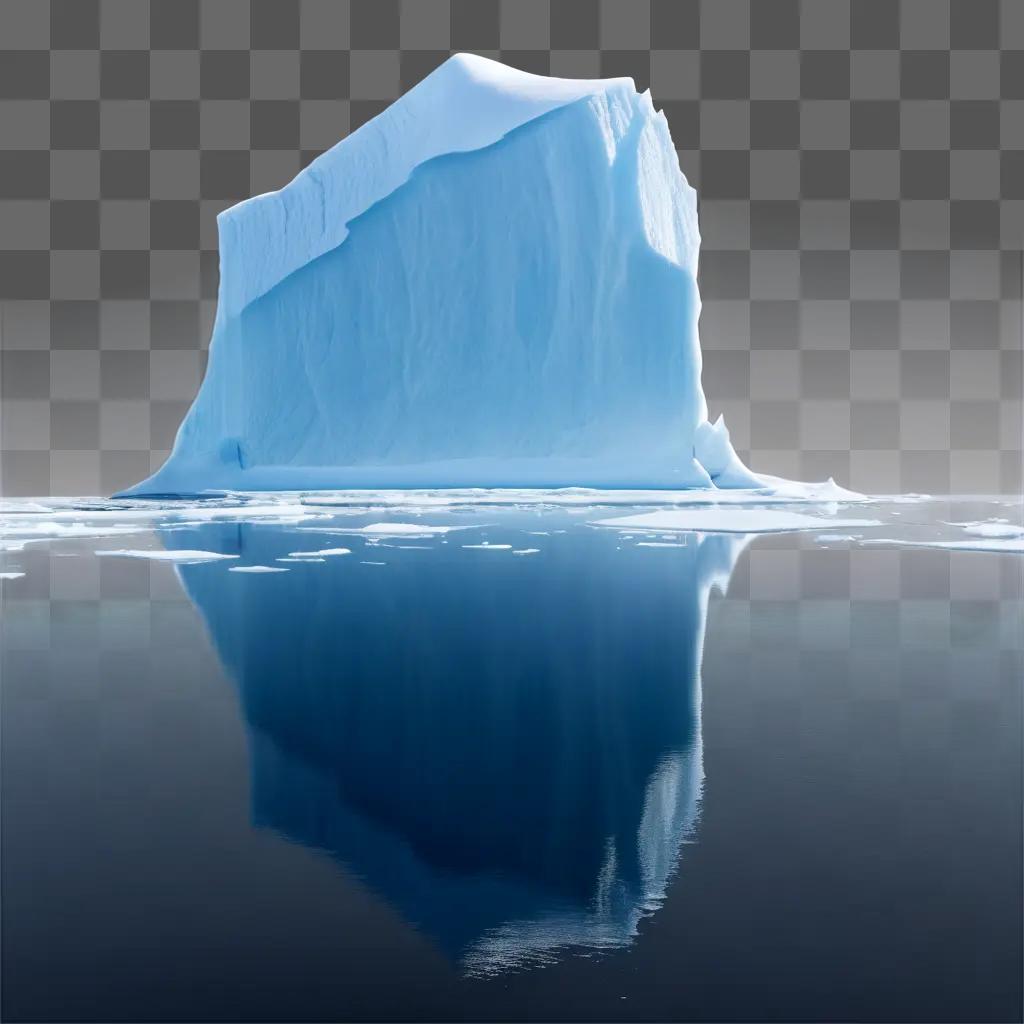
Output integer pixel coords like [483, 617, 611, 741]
[864, 537, 1024, 554]
[592, 509, 881, 534]
[286, 547, 352, 558]
[299, 522, 487, 542]
[95, 549, 240, 562]
[951, 520, 1023, 539]
[118, 54, 788, 496]
[229, 565, 290, 573]
[0, 522, 148, 544]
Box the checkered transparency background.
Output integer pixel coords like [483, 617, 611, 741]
[0, 0, 1021, 497]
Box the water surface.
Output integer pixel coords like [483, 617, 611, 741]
[2, 495, 1020, 1021]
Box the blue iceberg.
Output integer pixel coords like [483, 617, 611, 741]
[121, 54, 764, 496]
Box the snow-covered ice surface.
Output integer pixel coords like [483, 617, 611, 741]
[118, 53, 819, 497]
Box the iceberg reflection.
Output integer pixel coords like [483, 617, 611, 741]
[166, 519, 746, 975]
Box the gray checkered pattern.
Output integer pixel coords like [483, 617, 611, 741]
[1, 0, 1022, 496]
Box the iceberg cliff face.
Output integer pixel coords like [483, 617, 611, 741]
[121, 54, 761, 496]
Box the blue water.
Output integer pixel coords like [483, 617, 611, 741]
[1, 498, 1021, 1021]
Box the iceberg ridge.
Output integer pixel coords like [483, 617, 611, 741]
[121, 54, 764, 496]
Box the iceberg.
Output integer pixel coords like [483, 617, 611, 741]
[120, 53, 764, 496]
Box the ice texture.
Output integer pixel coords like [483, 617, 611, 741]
[119, 54, 766, 496]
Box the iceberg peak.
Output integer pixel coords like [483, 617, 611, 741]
[121, 55, 761, 496]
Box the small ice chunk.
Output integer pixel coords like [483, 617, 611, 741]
[277, 556, 327, 562]
[512, 548, 539, 555]
[96, 549, 239, 562]
[462, 543, 513, 550]
[229, 565, 289, 573]
[360, 560, 387, 565]
[286, 547, 351, 557]
[0, 571, 26, 580]
[952, 521, 1023, 539]
[592, 509, 880, 534]
[815, 534, 857, 543]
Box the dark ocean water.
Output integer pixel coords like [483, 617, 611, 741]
[1, 497, 1021, 1022]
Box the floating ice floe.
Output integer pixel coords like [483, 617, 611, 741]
[229, 565, 289, 573]
[949, 520, 1024, 540]
[0, 571, 26, 580]
[512, 548, 540, 555]
[864, 537, 1024, 554]
[298, 522, 470, 540]
[592, 509, 881, 535]
[462, 543, 514, 550]
[0, 501, 50, 514]
[0, 522, 148, 544]
[286, 548, 352, 558]
[95, 549, 239, 563]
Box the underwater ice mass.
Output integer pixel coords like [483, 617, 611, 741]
[120, 54, 774, 497]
